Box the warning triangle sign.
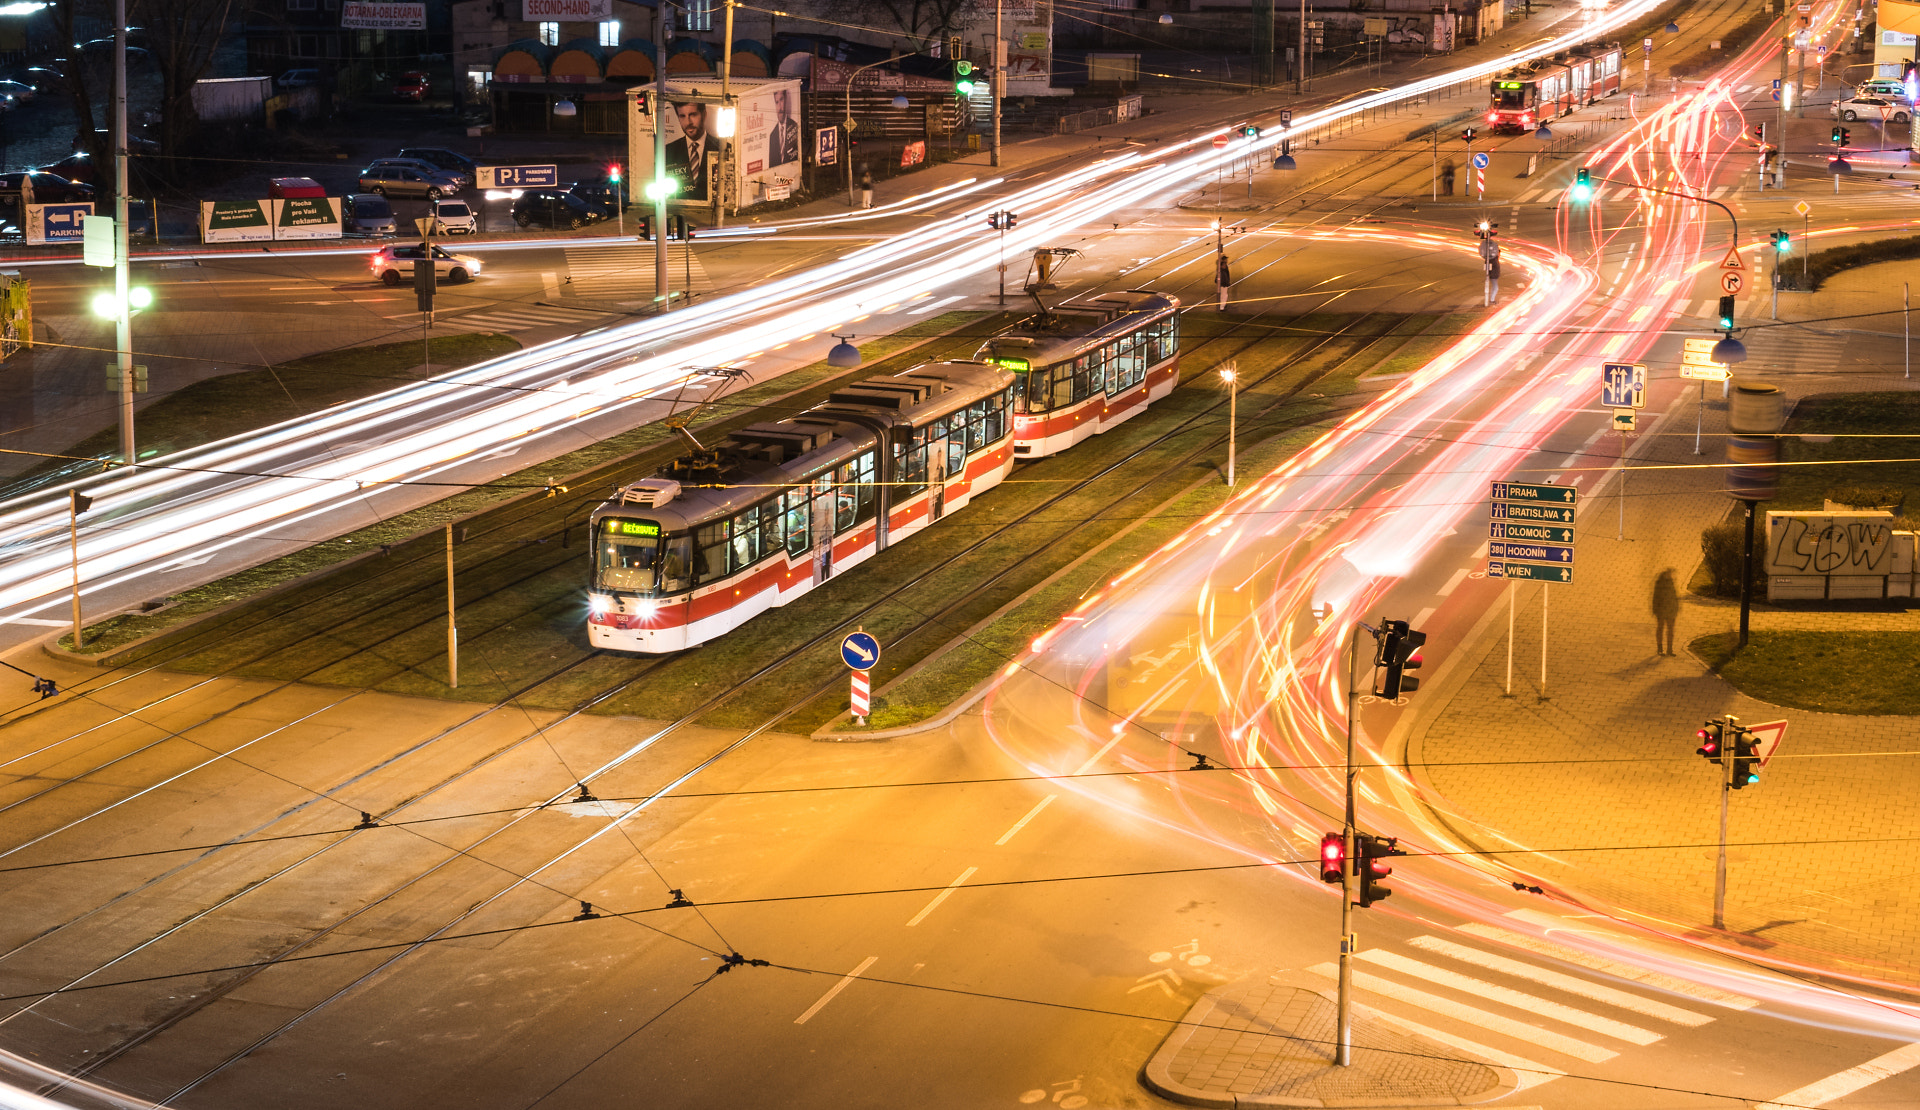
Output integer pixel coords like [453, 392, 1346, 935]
[1721, 245, 1745, 270]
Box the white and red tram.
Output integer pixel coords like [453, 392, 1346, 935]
[1486, 42, 1622, 134]
[587, 361, 1016, 652]
[978, 289, 1183, 459]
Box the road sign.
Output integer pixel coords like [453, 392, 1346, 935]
[1681, 363, 1732, 382]
[840, 631, 881, 671]
[1490, 541, 1574, 564]
[1600, 362, 1646, 408]
[1612, 408, 1636, 432]
[475, 164, 558, 189]
[1772, 79, 1781, 89]
[1794, 199, 1811, 216]
[1747, 718, 1788, 765]
[1490, 502, 1575, 523]
[1490, 521, 1575, 544]
[1770, 90, 1781, 102]
[1721, 270, 1744, 294]
[1720, 245, 1744, 270]
[1471, 151, 1490, 168]
[1490, 481, 1577, 504]
[1280, 109, 1293, 126]
[1489, 560, 1574, 583]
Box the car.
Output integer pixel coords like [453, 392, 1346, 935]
[511, 188, 605, 229]
[345, 192, 397, 235]
[393, 71, 429, 100]
[0, 171, 93, 203]
[363, 157, 468, 189]
[1856, 79, 1911, 101]
[397, 147, 477, 180]
[278, 68, 320, 89]
[37, 153, 101, 184]
[567, 177, 627, 212]
[429, 198, 475, 235]
[0, 80, 35, 104]
[370, 243, 482, 285]
[1831, 94, 1910, 123]
[357, 164, 462, 199]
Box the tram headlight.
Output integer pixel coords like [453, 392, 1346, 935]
[589, 593, 612, 615]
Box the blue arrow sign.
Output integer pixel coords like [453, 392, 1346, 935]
[1490, 502, 1576, 524]
[1600, 362, 1645, 409]
[1490, 522, 1576, 544]
[841, 631, 881, 671]
[1471, 151, 1490, 168]
[1489, 560, 1575, 583]
[1490, 541, 1575, 564]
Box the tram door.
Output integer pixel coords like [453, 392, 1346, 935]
[811, 474, 835, 583]
[929, 421, 949, 520]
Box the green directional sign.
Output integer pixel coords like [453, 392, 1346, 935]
[1489, 502, 1575, 524]
[1490, 480, 1577, 504]
[1490, 521, 1575, 544]
[1489, 560, 1574, 583]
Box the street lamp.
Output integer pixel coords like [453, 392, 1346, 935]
[1219, 362, 1238, 486]
[1159, 12, 1173, 22]
[1534, 121, 1553, 140]
[844, 53, 918, 205]
[553, 98, 578, 118]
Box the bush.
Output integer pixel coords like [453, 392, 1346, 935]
[1700, 517, 1764, 599]
[1826, 484, 1905, 511]
[1806, 235, 1920, 291]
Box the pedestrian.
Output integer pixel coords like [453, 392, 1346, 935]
[858, 167, 873, 210]
[1651, 568, 1679, 655]
[1441, 161, 1456, 196]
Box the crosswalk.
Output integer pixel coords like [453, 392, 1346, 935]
[441, 303, 612, 334]
[1511, 182, 1737, 205]
[1739, 323, 1852, 374]
[566, 243, 713, 296]
[1301, 912, 1758, 1093]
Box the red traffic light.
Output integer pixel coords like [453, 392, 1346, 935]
[1319, 833, 1345, 883]
[607, 162, 622, 182]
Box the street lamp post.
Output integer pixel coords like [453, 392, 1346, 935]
[844, 54, 918, 205]
[1220, 362, 1237, 486]
[652, 1, 671, 308]
[112, 0, 134, 466]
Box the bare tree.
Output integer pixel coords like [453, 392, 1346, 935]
[47, 0, 108, 163]
[133, 0, 235, 161]
[846, 0, 984, 50]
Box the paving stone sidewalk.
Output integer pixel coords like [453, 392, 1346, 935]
[1407, 348, 1920, 988]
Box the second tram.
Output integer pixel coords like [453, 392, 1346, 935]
[1487, 41, 1623, 134]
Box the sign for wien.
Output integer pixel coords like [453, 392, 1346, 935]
[522, 0, 611, 19]
[342, 1, 425, 29]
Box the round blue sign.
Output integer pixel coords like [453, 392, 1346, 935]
[1471, 151, 1490, 169]
[840, 631, 881, 671]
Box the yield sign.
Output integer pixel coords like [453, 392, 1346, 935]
[1747, 719, 1788, 766]
[1720, 245, 1745, 270]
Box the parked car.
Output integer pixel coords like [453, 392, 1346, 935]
[0, 80, 36, 105]
[370, 243, 482, 285]
[363, 156, 468, 189]
[36, 153, 100, 184]
[392, 71, 429, 100]
[1831, 93, 1911, 123]
[357, 164, 462, 199]
[277, 68, 320, 89]
[512, 188, 605, 229]
[429, 198, 475, 235]
[397, 146, 478, 181]
[568, 177, 627, 212]
[345, 193, 397, 235]
[0, 171, 94, 203]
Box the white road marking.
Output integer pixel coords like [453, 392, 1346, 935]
[3, 617, 66, 627]
[1408, 936, 1710, 1026]
[1351, 1000, 1563, 1090]
[906, 294, 965, 314]
[794, 955, 879, 1023]
[1437, 568, 1470, 597]
[1754, 1041, 1920, 1109]
[905, 866, 978, 927]
[1412, 607, 1436, 627]
[1358, 950, 1662, 1044]
[1305, 963, 1616, 1062]
[1462, 920, 1758, 1008]
[541, 270, 559, 298]
[1072, 734, 1126, 776]
[995, 795, 1057, 846]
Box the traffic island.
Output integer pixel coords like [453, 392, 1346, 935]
[1143, 976, 1515, 1108]
[1691, 630, 1920, 715]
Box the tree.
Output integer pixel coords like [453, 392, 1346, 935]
[47, 0, 108, 165]
[847, 0, 984, 50]
[133, 0, 236, 162]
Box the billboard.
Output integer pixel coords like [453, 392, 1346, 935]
[25, 202, 90, 245]
[629, 78, 804, 208]
[200, 199, 272, 243]
[273, 197, 342, 240]
[523, 0, 610, 18]
[341, 2, 424, 29]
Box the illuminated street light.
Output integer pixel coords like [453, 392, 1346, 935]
[1220, 362, 1238, 487]
[644, 178, 678, 202]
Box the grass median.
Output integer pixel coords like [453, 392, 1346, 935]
[1692, 631, 1920, 715]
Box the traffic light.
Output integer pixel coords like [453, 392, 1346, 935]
[987, 212, 1000, 230]
[1319, 832, 1345, 884]
[607, 162, 621, 183]
[1717, 294, 1736, 331]
[1771, 229, 1790, 253]
[1372, 618, 1427, 698]
[954, 59, 975, 96]
[1461, 127, 1477, 142]
[1571, 167, 1593, 201]
[1005, 211, 1019, 229]
[637, 214, 652, 240]
[1831, 125, 1850, 146]
[1356, 833, 1402, 907]
[1241, 123, 1260, 138]
[987, 210, 1018, 230]
[1696, 719, 1725, 763]
[1730, 728, 1760, 788]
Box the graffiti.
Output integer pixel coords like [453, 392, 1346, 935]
[1767, 514, 1896, 574]
[1384, 19, 1428, 46]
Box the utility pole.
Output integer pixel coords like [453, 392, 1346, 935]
[653, 3, 670, 309]
[991, 0, 1003, 168]
[445, 524, 459, 688]
[716, 0, 733, 228]
[113, 0, 133, 466]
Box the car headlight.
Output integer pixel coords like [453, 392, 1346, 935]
[468, 261, 481, 273]
[589, 593, 611, 615]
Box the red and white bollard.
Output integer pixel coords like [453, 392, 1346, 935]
[851, 669, 870, 725]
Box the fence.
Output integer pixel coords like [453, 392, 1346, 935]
[1055, 95, 1145, 135]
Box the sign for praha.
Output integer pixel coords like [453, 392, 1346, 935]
[342, 1, 424, 29]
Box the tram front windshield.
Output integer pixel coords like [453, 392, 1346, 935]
[1493, 83, 1528, 110]
[597, 517, 664, 592]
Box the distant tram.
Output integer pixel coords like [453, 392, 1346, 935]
[977, 289, 1183, 458]
[1487, 41, 1623, 134]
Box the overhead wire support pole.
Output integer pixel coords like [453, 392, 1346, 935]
[113, 0, 133, 467]
[446, 524, 458, 689]
[1336, 620, 1375, 1068]
[653, 2, 670, 310]
[992, 0, 1003, 168]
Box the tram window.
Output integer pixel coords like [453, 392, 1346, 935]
[661, 535, 693, 592]
[595, 517, 662, 592]
[948, 428, 965, 476]
[895, 436, 928, 497]
[784, 488, 811, 556]
[758, 499, 784, 556]
[695, 520, 729, 585]
[835, 453, 874, 531]
[1050, 363, 1074, 409]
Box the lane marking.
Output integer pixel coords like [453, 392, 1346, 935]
[1350, 1001, 1563, 1091]
[906, 866, 978, 927]
[1754, 1042, 1920, 1109]
[1462, 920, 1757, 1009]
[1358, 950, 1662, 1044]
[1306, 963, 1616, 1062]
[794, 955, 879, 1023]
[1437, 568, 1470, 597]
[1408, 936, 1711, 1026]
[996, 794, 1057, 846]
[1412, 607, 1436, 628]
[1072, 734, 1126, 776]
[3, 618, 67, 627]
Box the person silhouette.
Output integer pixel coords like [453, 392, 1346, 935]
[1652, 568, 1679, 656]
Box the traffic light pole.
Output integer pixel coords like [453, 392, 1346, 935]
[113, 0, 134, 467]
[1714, 714, 1737, 929]
[1336, 622, 1363, 1068]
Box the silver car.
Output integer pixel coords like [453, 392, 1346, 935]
[345, 192, 397, 235]
[364, 156, 470, 189]
[357, 163, 462, 199]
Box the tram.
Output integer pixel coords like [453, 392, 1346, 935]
[1486, 41, 1623, 134]
[587, 361, 1016, 653]
[976, 289, 1183, 459]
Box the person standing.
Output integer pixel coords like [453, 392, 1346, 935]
[1652, 568, 1679, 655]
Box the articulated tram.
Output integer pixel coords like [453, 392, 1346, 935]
[587, 289, 1185, 653]
[1487, 41, 1623, 134]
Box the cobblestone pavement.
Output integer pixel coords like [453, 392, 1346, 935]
[1408, 339, 1920, 987]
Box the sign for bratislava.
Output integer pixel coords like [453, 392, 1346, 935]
[341, 2, 425, 29]
[523, 0, 611, 19]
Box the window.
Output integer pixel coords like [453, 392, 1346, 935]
[683, 0, 713, 31]
[598, 20, 620, 47]
[538, 21, 559, 45]
[595, 518, 661, 591]
[836, 453, 877, 531]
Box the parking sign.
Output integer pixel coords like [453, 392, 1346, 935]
[816, 127, 838, 167]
